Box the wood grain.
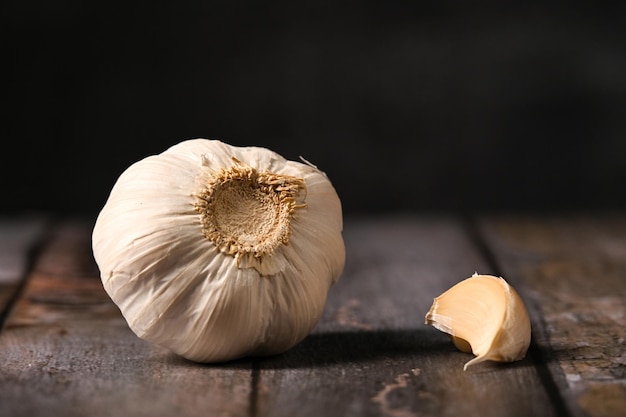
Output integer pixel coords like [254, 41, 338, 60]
[479, 214, 626, 417]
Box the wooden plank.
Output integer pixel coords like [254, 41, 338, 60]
[0, 216, 48, 318]
[253, 216, 559, 417]
[0, 219, 253, 417]
[479, 214, 626, 417]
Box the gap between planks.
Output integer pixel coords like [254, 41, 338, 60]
[0, 215, 50, 331]
[463, 216, 575, 417]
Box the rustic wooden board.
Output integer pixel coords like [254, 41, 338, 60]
[254, 216, 558, 417]
[0, 216, 580, 417]
[479, 214, 626, 417]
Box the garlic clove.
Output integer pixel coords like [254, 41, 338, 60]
[424, 274, 531, 370]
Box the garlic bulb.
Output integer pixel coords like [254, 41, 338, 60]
[424, 274, 531, 370]
[92, 139, 345, 362]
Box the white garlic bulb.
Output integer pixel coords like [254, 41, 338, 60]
[425, 274, 531, 370]
[92, 139, 345, 362]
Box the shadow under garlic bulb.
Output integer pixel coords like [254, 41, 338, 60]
[92, 139, 345, 363]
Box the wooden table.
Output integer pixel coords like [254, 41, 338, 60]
[1, 214, 624, 417]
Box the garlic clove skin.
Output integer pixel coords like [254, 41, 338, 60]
[92, 139, 345, 363]
[424, 274, 531, 370]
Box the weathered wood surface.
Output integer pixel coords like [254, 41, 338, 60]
[0, 215, 624, 417]
[479, 215, 626, 417]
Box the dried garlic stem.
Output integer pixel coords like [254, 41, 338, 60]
[195, 163, 306, 270]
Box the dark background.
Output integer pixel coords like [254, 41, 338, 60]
[3, 1, 626, 217]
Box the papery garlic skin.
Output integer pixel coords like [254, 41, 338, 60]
[424, 274, 531, 370]
[92, 139, 345, 362]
